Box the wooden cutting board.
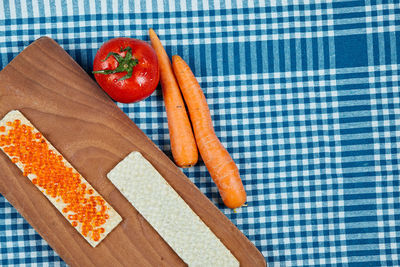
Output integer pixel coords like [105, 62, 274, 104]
[0, 37, 265, 266]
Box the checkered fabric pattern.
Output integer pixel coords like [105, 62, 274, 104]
[1, 0, 400, 266]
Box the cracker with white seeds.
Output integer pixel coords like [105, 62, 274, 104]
[107, 151, 239, 267]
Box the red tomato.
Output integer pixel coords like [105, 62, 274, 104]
[93, 37, 160, 103]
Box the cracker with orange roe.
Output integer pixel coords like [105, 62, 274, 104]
[0, 110, 122, 247]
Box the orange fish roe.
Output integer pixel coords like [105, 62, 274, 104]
[0, 120, 110, 242]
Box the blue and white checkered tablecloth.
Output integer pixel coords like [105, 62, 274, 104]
[1, 0, 400, 266]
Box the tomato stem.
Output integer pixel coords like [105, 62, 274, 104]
[92, 46, 138, 81]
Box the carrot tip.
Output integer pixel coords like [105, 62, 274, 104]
[179, 164, 194, 168]
[171, 55, 180, 62]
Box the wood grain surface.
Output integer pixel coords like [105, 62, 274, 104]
[0, 37, 266, 267]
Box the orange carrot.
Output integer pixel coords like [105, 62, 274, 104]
[172, 55, 247, 209]
[149, 29, 198, 168]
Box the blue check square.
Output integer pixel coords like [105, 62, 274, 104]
[335, 34, 368, 68]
